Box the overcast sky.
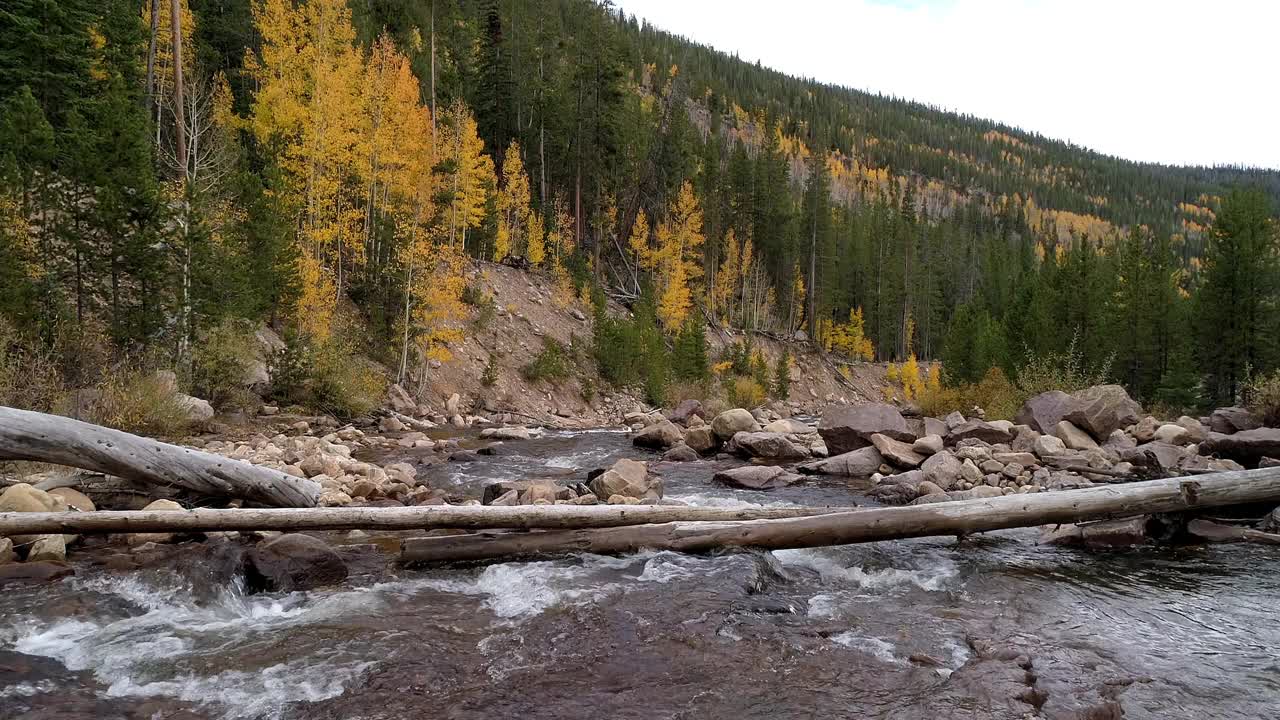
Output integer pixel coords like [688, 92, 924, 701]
[613, 0, 1279, 170]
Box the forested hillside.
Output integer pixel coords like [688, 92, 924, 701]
[1, 0, 1277, 423]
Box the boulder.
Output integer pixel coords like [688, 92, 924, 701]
[1053, 421, 1099, 451]
[713, 466, 803, 490]
[1015, 391, 1075, 433]
[386, 383, 417, 413]
[818, 403, 912, 455]
[1032, 434, 1068, 459]
[1261, 506, 1280, 533]
[763, 418, 815, 435]
[871, 433, 926, 468]
[920, 451, 963, 490]
[0, 537, 13, 564]
[1176, 416, 1208, 443]
[729, 432, 810, 462]
[47, 487, 95, 513]
[1064, 385, 1142, 440]
[26, 535, 66, 563]
[0, 483, 60, 513]
[943, 411, 966, 430]
[662, 443, 700, 462]
[665, 399, 705, 426]
[1133, 416, 1159, 443]
[797, 446, 885, 476]
[1262, 457, 1280, 469]
[915, 480, 946, 498]
[480, 425, 532, 441]
[378, 416, 406, 433]
[1152, 424, 1190, 446]
[246, 534, 348, 592]
[1082, 516, 1150, 548]
[632, 419, 684, 449]
[128, 499, 186, 546]
[868, 481, 920, 505]
[589, 459, 661, 500]
[483, 480, 572, 505]
[1121, 442, 1185, 471]
[445, 392, 462, 414]
[912, 434, 944, 456]
[923, 417, 948, 438]
[1209, 407, 1263, 435]
[711, 409, 761, 440]
[177, 394, 215, 423]
[912, 486, 1003, 504]
[1102, 429, 1137, 453]
[683, 426, 719, 454]
[1199, 428, 1280, 462]
[0, 561, 74, 585]
[948, 420, 1015, 445]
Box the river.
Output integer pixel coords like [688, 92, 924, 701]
[3, 427, 1279, 719]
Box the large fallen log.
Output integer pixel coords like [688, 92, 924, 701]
[0, 406, 319, 507]
[0, 504, 853, 536]
[402, 468, 1280, 564]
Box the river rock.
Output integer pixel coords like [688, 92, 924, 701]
[1054, 421, 1099, 451]
[818, 403, 912, 455]
[128, 499, 186, 546]
[1261, 506, 1280, 533]
[1176, 416, 1208, 443]
[711, 409, 761, 440]
[378, 416, 406, 433]
[632, 419, 683, 449]
[798, 446, 884, 476]
[662, 443, 700, 462]
[480, 425, 532, 441]
[1209, 406, 1262, 434]
[0, 561, 74, 585]
[0, 483, 60, 513]
[683, 426, 719, 454]
[920, 450, 963, 490]
[27, 534, 66, 563]
[1152, 423, 1189, 445]
[665, 399, 704, 426]
[871, 433, 925, 468]
[318, 490, 353, 507]
[912, 434, 944, 456]
[713, 465, 802, 490]
[445, 392, 462, 414]
[948, 420, 1015, 445]
[589, 459, 661, 500]
[1120, 442, 1184, 471]
[763, 418, 814, 435]
[1065, 385, 1142, 440]
[915, 480, 945, 498]
[178, 394, 215, 423]
[246, 534, 348, 592]
[386, 383, 416, 413]
[912, 485, 1003, 504]
[1031, 433, 1067, 459]
[47, 488, 95, 513]
[923, 417, 949, 438]
[868, 474, 923, 504]
[1132, 416, 1159, 442]
[1015, 390, 1075, 433]
[1199, 428, 1280, 462]
[1262, 457, 1280, 469]
[0, 538, 13, 564]
[729, 431, 810, 461]
[1081, 516, 1150, 547]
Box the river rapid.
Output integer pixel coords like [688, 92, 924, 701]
[2, 427, 1279, 719]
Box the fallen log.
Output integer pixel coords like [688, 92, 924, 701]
[402, 467, 1280, 564]
[0, 504, 856, 536]
[0, 406, 319, 507]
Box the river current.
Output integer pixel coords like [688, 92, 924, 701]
[2, 428, 1278, 719]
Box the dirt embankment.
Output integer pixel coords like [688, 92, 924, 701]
[414, 262, 902, 425]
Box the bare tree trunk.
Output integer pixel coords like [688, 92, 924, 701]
[0, 407, 319, 507]
[402, 469, 1280, 564]
[145, 0, 160, 115]
[0, 504, 852, 536]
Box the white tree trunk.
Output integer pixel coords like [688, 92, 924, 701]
[0, 407, 319, 507]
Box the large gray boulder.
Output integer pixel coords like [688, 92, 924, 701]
[683, 426, 719, 454]
[1064, 385, 1142, 440]
[711, 409, 760, 440]
[871, 433, 926, 468]
[713, 466, 803, 490]
[728, 432, 810, 462]
[1200, 428, 1280, 462]
[665, 399, 705, 426]
[1053, 420, 1099, 451]
[920, 451, 963, 490]
[818, 403, 912, 455]
[947, 420, 1015, 445]
[798, 446, 885, 476]
[1120, 442, 1185, 471]
[246, 534, 348, 592]
[1209, 407, 1263, 434]
[632, 419, 683, 449]
[1015, 391, 1075, 433]
[589, 459, 661, 500]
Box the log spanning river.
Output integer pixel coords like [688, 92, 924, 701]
[3, 427, 1279, 719]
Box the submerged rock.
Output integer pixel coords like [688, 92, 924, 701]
[0, 561, 74, 586]
[246, 533, 348, 592]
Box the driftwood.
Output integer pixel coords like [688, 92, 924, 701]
[0, 406, 319, 507]
[0, 504, 855, 536]
[402, 468, 1280, 564]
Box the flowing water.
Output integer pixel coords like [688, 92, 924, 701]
[3, 428, 1279, 719]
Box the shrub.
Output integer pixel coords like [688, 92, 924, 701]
[671, 316, 708, 382]
[460, 282, 487, 306]
[1016, 331, 1112, 396]
[521, 337, 572, 383]
[666, 379, 710, 407]
[920, 367, 1023, 421]
[310, 341, 387, 418]
[725, 377, 766, 409]
[1245, 369, 1280, 426]
[773, 349, 792, 399]
[0, 317, 64, 412]
[470, 295, 496, 331]
[190, 318, 260, 411]
[481, 353, 500, 387]
[267, 334, 314, 408]
[91, 367, 192, 437]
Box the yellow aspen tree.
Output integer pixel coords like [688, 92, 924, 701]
[901, 353, 923, 401]
[526, 213, 546, 267]
[548, 199, 575, 306]
[411, 240, 466, 365]
[496, 141, 530, 262]
[790, 260, 806, 332]
[713, 229, 739, 326]
[628, 210, 654, 270]
[653, 182, 705, 332]
[440, 100, 493, 251]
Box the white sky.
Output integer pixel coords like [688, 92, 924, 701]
[613, 0, 1280, 170]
